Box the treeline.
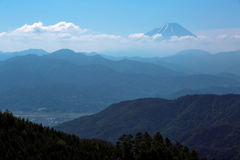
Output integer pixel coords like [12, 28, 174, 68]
[115, 132, 225, 160]
[0, 111, 114, 160]
[0, 111, 222, 160]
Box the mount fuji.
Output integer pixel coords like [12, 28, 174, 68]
[146, 23, 197, 39]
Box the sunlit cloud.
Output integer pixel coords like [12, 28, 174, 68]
[169, 35, 196, 41]
[197, 35, 208, 39]
[217, 34, 228, 39]
[233, 35, 240, 39]
[14, 22, 86, 33]
[0, 32, 6, 37]
[128, 33, 150, 40]
[152, 34, 163, 40]
[0, 21, 240, 56]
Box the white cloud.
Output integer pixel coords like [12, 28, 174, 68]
[0, 22, 240, 56]
[81, 34, 121, 40]
[0, 32, 6, 37]
[197, 35, 208, 39]
[169, 35, 196, 41]
[128, 33, 149, 40]
[217, 34, 228, 39]
[233, 35, 240, 39]
[14, 21, 87, 33]
[152, 34, 162, 40]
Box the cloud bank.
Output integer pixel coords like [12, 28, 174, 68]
[15, 22, 85, 33]
[0, 21, 240, 56]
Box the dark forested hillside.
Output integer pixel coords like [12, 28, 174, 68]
[168, 87, 240, 99]
[0, 111, 114, 160]
[0, 111, 210, 160]
[56, 94, 240, 160]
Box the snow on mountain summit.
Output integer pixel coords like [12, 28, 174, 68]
[146, 23, 197, 39]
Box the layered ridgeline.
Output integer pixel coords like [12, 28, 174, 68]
[131, 49, 240, 76]
[0, 49, 48, 60]
[0, 49, 240, 114]
[0, 49, 178, 113]
[0, 111, 210, 160]
[56, 94, 240, 160]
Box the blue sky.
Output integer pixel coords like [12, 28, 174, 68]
[1, 0, 240, 34]
[0, 0, 240, 56]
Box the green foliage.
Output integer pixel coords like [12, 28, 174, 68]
[0, 111, 114, 160]
[0, 111, 211, 160]
[57, 94, 240, 160]
[114, 132, 208, 160]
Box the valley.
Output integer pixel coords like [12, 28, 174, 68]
[13, 111, 89, 126]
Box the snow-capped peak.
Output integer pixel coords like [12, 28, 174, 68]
[146, 23, 196, 40]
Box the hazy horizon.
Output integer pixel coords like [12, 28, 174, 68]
[0, 0, 240, 56]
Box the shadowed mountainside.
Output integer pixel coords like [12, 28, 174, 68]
[56, 94, 240, 160]
[0, 111, 209, 160]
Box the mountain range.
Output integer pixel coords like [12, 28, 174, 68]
[0, 49, 240, 114]
[56, 94, 240, 160]
[0, 49, 48, 61]
[129, 49, 240, 75]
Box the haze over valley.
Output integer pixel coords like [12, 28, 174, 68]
[1, 48, 240, 126]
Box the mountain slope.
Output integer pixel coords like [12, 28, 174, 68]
[129, 49, 240, 76]
[160, 50, 240, 75]
[0, 111, 207, 160]
[146, 23, 197, 39]
[48, 49, 178, 77]
[1, 52, 239, 114]
[0, 111, 114, 160]
[56, 94, 240, 160]
[168, 86, 240, 99]
[0, 49, 48, 61]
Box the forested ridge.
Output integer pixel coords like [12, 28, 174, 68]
[0, 111, 218, 160]
[56, 94, 240, 160]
